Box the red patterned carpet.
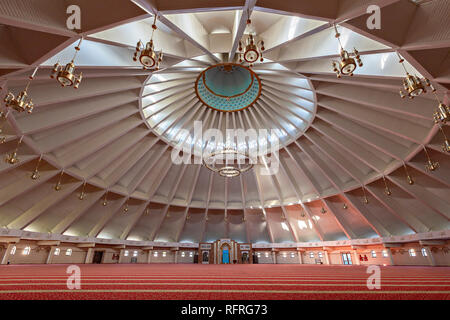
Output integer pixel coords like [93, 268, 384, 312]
[0, 264, 448, 300]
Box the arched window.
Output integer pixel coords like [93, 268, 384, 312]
[23, 246, 31, 255]
[421, 248, 428, 257]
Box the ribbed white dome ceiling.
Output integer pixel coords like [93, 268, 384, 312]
[0, 0, 448, 244]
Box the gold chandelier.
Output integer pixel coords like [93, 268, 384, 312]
[238, 9, 265, 67]
[5, 136, 23, 165]
[438, 126, 450, 153]
[133, 15, 163, 71]
[331, 24, 363, 78]
[50, 38, 83, 89]
[433, 98, 449, 125]
[3, 67, 38, 114]
[423, 147, 439, 172]
[397, 53, 434, 99]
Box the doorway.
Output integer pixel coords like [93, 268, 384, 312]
[202, 251, 209, 264]
[93, 251, 104, 264]
[342, 253, 353, 265]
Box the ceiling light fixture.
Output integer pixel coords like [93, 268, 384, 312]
[4, 67, 38, 114]
[55, 171, 64, 191]
[31, 155, 43, 180]
[133, 15, 163, 71]
[423, 146, 439, 171]
[0, 110, 10, 144]
[403, 163, 414, 185]
[123, 199, 129, 213]
[433, 93, 449, 125]
[362, 186, 369, 204]
[203, 148, 253, 178]
[382, 176, 392, 196]
[238, 8, 264, 67]
[50, 38, 83, 89]
[102, 192, 108, 206]
[397, 53, 434, 99]
[331, 24, 363, 78]
[79, 182, 87, 200]
[438, 126, 450, 153]
[5, 136, 23, 165]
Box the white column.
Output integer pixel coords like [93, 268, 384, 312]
[174, 250, 178, 264]
[424, 247, 436, 266]
[1, 244, 15, 265]
[272, 251, 277, 264]
[85, 248, 94, 264]
[353, 250, 360, 265]
[324, 250, 330, 265]
[297, 250, 303, 264]
[147, 250, 152, 264]
[386, 248, 395, 266]
[46, 246, 57, 264]
[118, 249, 125, 264]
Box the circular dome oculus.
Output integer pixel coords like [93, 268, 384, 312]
[195, 63, 261, 112]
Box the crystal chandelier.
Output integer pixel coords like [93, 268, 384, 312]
[238, 9, 265, 67]
[133, 15, 163, 71]
[203, 147, 253, 178]
[3, 67, 38, 114]
[331, 24, 363, 78]
[50, 38, 83, 89]
[397, 53, 434, 99]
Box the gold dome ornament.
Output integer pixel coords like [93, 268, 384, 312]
[50, 38, 83, 89]
[4, 67, 38, 114]
[238, 9, 265, 66]
[397, 53, 434, 99]
[133, 15, 163, 71]
[331, 24, 363, 78]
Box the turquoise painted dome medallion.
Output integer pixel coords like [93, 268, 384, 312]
[195, 63, 261, 112]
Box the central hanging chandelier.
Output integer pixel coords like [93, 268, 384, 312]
[238, 9, 265, 67]
[203, 147, 253, 178]
[133, 15, 163, 71]
[3, 67, 38, 114]
[50, 38, 83, 89]
[331, 24, 363, 78]
[397, 53, 434, 99]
